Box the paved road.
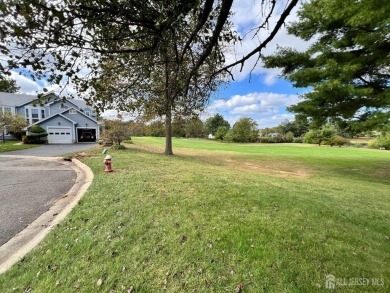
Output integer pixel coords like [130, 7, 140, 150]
[0, 143, 96, 247]
[5, 143, 97, 157]
[0, 156, 76, 246]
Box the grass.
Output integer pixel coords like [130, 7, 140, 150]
[0, 138, 389, 292]
[0, 140, 40, 153]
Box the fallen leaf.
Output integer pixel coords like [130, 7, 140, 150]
[235, 282, 244, 292]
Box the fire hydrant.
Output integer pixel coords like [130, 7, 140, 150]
[103, 155, 113, 172]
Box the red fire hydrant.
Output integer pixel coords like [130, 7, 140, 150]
[103, 155, 113, 172]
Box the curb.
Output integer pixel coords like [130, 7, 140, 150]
[0, 156, 94, 275]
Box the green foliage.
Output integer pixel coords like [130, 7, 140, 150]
[184, 117, 205, 138]
[172, 117, 186, 138]
[0, 112, 28, 139]
[227, 117, 259, 143]
[28, 124, 46, 134]
[0, 75, 19, 93]
[263, 0, 390, 129]
[368, 134, 390, 150]
[146, 120, 166, 137]
[102, 120, 132, 145]
[24, 124, 48, 144]
[330, 135, 350, 147]
[204, 114, 230, 136]
[304, 124, 337, 145]
[214, 126, 229, 140]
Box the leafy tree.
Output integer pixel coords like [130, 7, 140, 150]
[205, 114, 230, 135]
[184, 117, 205, 138]
[102, 120, 131, 145]
[263, 0, 390, 129]
[368, 133, 390, 150]
[147, 120, 166, 137]
[0, 112, 28, 141]
[215, 126, 229, 140]
[128, 121, 147, 137]
[229, 117, 259, 143]
[0, 0, 299, 155]
[303, 124, 337, 145]
[0, 75, 19, 93]
[172, 117, 187, 138]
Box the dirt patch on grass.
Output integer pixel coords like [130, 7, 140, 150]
[176, 148, 311, 179]
[127, 142, 311, 178]
[224, 158, 311, 179]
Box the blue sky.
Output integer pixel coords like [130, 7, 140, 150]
[8, 1, 308, 128]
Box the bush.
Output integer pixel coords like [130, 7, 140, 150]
[22, 135, 46, 144]
[285, 131, 294, 142]
[293, 137, 303, 143]
[223, 130, 234, 142]
[215, 126, 229, 140]
[368, 134, 390, 150]
[330, 135, 350, 147]
[24, 125, 48, 144]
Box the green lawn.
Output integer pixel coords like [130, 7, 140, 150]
[0, 138, 389, 292]
[0, 140, 40, 153]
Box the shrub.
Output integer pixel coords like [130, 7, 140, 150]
[215, 126, 229, 140]
[24, 125, 48, 144]
[303, 129, 320, 144]
[368, 134, 390, 150]
[293, 137, 303, 143]
[223, 130, 234, 142]
[330, 135, 350, 147]
[22, 135, 46, 144]
[285, 131, 294, 142]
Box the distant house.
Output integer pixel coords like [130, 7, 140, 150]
[0, 91, 100, 143]
[268, 132, 280, 138]
[208, 133, 215, 139]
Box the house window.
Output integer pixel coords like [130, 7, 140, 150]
[85, 110, 91, 116]
[69, 109, 77, 114]
[4, 107, 11, 113]
[31, 109, 39, 123]
[41, 109, 46, 119]
[25, 108, 29, 122]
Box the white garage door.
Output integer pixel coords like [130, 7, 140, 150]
[47, 127, 73, 144]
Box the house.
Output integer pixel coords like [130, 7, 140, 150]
[268, 132, 280, 138]
[0, 91, 100, 143]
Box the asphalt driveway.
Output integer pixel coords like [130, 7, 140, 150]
[5, 143, 97, 157]
[0, 156, 77, 246]
[0, 143, 96, 247]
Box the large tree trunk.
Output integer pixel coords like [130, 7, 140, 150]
[164, 57, 174, 156]
[164, 107, 173, 155]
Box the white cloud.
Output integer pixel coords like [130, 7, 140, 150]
[10, 71, 41, 95]
[210, 92, 299, 114]
[226, 1, 310, 83]
[206, 92, 299, 128]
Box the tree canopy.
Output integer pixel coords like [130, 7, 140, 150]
[205, 113, 230, 135]
[263, 0, 390, 129]
[0, 0, 299, 153]
[0, 75, 19, 93]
